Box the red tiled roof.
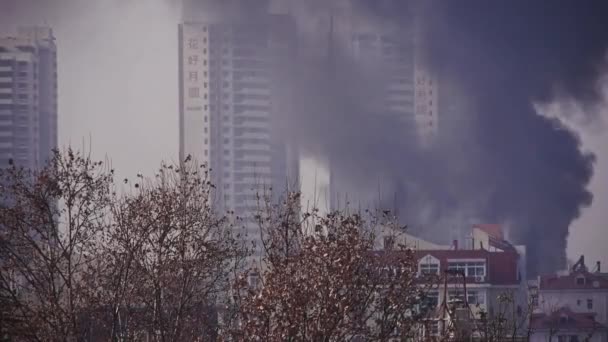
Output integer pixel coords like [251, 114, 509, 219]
[414, 249, 520, 285]
[539, 270, 608, 290]
[473, 224, 504, 240]
[531, 307, 607, 331]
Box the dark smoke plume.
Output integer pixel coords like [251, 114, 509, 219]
[184, 0, 608, 274]
[362, 0, 608, 275]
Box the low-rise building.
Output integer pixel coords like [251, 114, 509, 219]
[377, 223, 529, 339]
[532, 256, 608, 342]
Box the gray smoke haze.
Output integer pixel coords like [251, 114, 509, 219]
[360, 0, 608, 275]
[183, 0, 607, 274]
[2, 0, 607, 274]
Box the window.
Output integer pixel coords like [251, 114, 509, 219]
[448, 290, 485, 305]
[558, 336, 579, 342]
[188, 38, 198, 49]
[447, 261, 486, 277]
[576, 276, 586, 285]
[426, 320, 439, 336]
[383, 236, 395, 250]
[248, 272, 260, 288]
[577, 299, 581, 306]
[422, 291, 439, 308]
[419, 255, 440, 276]
[587, 299, 593, 310]
[419, 263, 439, 275]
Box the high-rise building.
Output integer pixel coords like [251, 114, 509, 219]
[179, 13, 297, 259]
[301, 8, 440, 212]
[0, 27, 58, 170]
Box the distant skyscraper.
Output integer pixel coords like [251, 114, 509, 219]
[300, 7, 440, 212]
[0, 27, 58, 170]
[179, 13, 297, 258]
[346, 15, 438, 142]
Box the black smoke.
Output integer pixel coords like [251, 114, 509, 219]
[283, 0, 607, 275]
[183, 0, 608, 274]
[376, 0, 607, 275]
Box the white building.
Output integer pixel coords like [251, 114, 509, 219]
[178, 11, 297, 261]
[531, 256, 608, 342]
[377, 223, 529, 339]
[299, 5, 439, 213]
[0, 27, 58, 170]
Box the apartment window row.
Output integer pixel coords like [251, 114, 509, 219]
[234, 149, 272, 158]
[233, 70, 267, 79]
[234, 104, 270, 113]
[234, 127, 270, 135]
[234, 160, 272, 169]
[233, 183, 267, 193]
[234, 116, 270, 124]
[557, 335, 581, 342]
[576, 298, 594, 310]
[234, 93, 270, 102]
[419, 263, 439, 275]
[447, 261, 486, 277]
[448, 289, 485, 305]
[233, 173, 272, 183]
[233, 82, 270, 91]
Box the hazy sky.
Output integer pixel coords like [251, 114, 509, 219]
[1, 0, 181, 176]
[0, 0, 606, 269]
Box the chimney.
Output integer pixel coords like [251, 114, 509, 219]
[597, 261, 601, 273]
[453, 239, 459, 250]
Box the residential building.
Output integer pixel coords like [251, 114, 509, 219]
[377, 223, 528, 339]
[0, 26, 57, 170]
[300, 5, 439, 214]
[178, 11, 297, 262]
[531, 256, 608, 342]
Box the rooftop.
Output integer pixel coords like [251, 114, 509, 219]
[531, 307, 607, 331]
[415, 249, 521, 285]
[539, 270, 608, 291]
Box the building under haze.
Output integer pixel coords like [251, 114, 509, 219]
[0, 27, 58, 170]
[179, 13, 297, 261]
[301, 7, 439, 212]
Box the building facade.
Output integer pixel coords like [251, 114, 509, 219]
[0, 27, 57, 170]
[531, 257, 608, 342]
[179, 13, 297, 260]
[377, 224, 529, 339]
[299, 5, 440, 214]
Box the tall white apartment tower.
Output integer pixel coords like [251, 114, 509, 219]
[348, 21, 439, 140]
[300, 5, 440, 212]
[179, 10, 296, 257]
[0, 27, 58, 170]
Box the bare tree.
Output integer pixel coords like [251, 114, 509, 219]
[224, 193, 427, 341]
[0, 149, 113, 341]
[1, 151, 246, 341]
[80, 158, 246, 341]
